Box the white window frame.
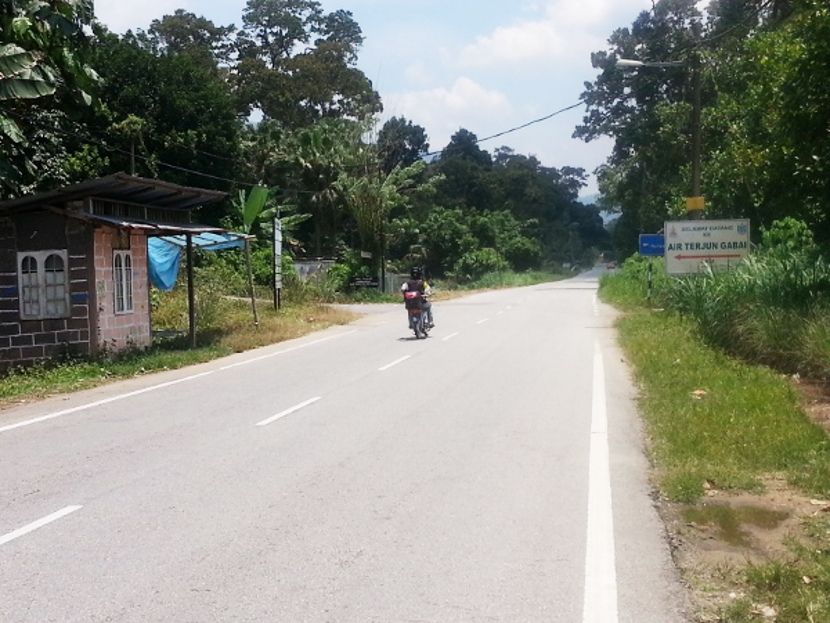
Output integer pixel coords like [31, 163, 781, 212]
[113, 250, 134, 314]
[17, 250, 71, 320]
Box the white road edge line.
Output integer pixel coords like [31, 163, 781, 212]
[221, 330, 358, 370]
[256, 397, 321, 427]
[582, 341, 619, 623]
[378, 355, 411, 372]
[476, 318, 489, 325]
[0, 505, 83, 547]
[0, 371, 215, 435]
[0, 329, 358, 435]
[442, 332, 460, 342]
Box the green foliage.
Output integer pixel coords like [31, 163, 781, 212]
[0, 0, 98, 196]
[761, 216, 818, 257]
[610, 308, 830, 503]
[603, 228, 830, 378]
[234, 0, 380, 127]
[453, 248, 510, 283]
[376, 116, 429, 174]
[581, 0, 830, 254]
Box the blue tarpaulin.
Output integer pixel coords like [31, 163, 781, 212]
[148, 232, 248, 291]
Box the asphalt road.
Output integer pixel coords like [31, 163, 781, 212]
[0, 270, 688, 622]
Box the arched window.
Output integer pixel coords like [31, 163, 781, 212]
[17, 250, 69, 319]
[19, 255, 40, 318]
[44, 253, 67, 317]
[113, 250, 133, 313]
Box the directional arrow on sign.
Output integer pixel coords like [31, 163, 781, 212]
[673, 254, 743, 260]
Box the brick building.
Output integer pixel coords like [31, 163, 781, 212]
[0, 174, 227, 371]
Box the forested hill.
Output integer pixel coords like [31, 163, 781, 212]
[1, 0, 608, 279]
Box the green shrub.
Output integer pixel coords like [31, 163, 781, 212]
[453, 248, 509, 282]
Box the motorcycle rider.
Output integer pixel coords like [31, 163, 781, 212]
[400, 266, 434, 328]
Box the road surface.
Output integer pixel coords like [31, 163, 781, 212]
[0, 270, 687, 622]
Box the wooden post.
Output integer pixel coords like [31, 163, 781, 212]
[186, 234, 196, 348]
[245, 238, 259, 327]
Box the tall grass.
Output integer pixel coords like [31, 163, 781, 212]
[606, 251, 830, 379]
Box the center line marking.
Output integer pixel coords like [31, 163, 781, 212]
[582, 341, 618, 623]
[476, 318, 489, 325]
[378, 355, 411, 371]
[256, 397, 321, 427]
[0, 505, 83, 547]
[496, 311, 504, 316]
[442, 332, 459, 342]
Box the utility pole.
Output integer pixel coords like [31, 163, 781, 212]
[617, 55, 706, 219]
[687, 52, 704, 219]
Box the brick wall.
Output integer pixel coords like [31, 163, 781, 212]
[0, 215, 92, 371]
[93, 228, 151, 353]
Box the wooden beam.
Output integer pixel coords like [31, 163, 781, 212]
[186, 234, 196, 348]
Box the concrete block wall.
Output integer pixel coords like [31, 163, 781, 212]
[93, 228, 151, 353]
[0, 216, 92, 371]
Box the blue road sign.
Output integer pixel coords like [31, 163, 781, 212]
[639, 234, 665, 257]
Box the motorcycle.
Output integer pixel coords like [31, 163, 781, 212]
[404, 291, 430, 339]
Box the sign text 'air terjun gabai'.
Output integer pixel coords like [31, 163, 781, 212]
[664, 219, 750, 275]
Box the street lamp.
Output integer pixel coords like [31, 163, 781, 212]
[616, 56, 704, 218]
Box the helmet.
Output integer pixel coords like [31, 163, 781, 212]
[410, 266, 423, 279]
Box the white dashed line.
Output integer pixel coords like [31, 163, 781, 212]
[378, 355, 411, 372]
[476, 318, 489, 325]
[255, 397, 322, 427]
[0, 506, 83, 547]
[442, 332, 460, 342]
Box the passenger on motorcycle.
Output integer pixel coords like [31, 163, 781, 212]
[400, 267, 434, 328]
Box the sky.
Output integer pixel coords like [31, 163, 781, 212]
[93, 0, 657, 196]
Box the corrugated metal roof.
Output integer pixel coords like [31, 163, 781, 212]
[0, 173, 228, 212]
[76, 212, 227, 235]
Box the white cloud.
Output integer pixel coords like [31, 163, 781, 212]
[383, 77, 512, 151]
[458, 0, 647, 69]
[403, 62, 433, 88]
[94, 0, 194, 33]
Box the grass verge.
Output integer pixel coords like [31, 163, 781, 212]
[614, 309, 830, 502]
[601, 272, 830, 621]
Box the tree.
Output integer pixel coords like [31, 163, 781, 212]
[376, 116, 429, 174]
[148, 10, 236, 69]
[336, 161, 426, 273]
[82, 29, 242, 222]
[0, 0, 98, 196]
[234, 0, 380, 127]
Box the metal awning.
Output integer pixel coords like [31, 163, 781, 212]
[72, 212, 227, 235]
[0, 173, 228, 212]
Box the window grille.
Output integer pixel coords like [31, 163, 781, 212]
[113, 250, 133, 313]
[17, 251, 70, 319]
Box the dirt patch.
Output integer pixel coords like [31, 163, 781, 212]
[794, 377, 830, 434]
[661, 476, 830, 621]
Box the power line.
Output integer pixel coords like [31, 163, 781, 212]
[424, 101, 584, 158]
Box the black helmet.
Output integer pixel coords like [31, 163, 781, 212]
[410, 266, 423, 279]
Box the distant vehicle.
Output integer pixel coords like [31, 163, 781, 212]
[606, 261, 617, 269]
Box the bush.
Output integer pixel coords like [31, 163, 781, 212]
[602, 239, 830, 379]
[452, 248, 509, 282]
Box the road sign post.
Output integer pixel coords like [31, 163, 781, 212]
[639, 234, 664, 300]
[664, 219, 750, 275]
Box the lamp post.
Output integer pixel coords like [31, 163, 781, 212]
[617, 56, 704, 218]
